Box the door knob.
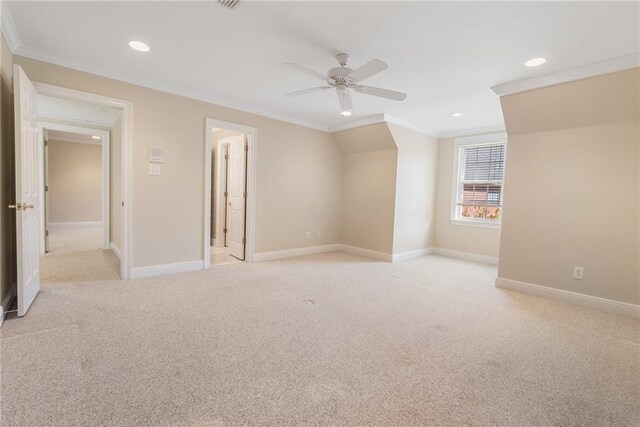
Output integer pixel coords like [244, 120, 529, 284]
[8, 203, 32, 210]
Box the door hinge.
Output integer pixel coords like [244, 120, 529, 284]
[244, 144, 248, 152]
[44, 140, 48, 147]
[45, 185, 48, 192]
[224, 191, 228, 197]
[223, 228, 227, 234]
[242, 237, 246, 244]
[243, 191, 247, 198]
[45, 230, 49, 237]
[225, 154, 229, 160]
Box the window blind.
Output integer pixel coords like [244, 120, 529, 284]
[457, 143, 505, 211]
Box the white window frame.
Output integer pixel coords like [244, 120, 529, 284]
[450, 132, 507, 229]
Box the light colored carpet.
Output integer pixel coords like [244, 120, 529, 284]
[1, 252, 638, 426]
[41, 226, 120, 285]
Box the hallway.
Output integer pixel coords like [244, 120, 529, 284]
[40, 226, 120, 285]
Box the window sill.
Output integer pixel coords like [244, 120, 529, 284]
[450, 219, 502, 230]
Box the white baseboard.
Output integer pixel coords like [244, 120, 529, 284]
[109, 242, 121, 260]
[253, 244, 342, 262]
[431, 247, 499, 265]
[338, 245, 393, 261]
[392, 248, 434, 262]
[49, 221, 102, 228]
[0, 285, 17, 328]
[496, 277, 640, 319]
[131, 260, 204, 280]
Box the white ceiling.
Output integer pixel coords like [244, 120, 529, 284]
[7, 1, 639, 136]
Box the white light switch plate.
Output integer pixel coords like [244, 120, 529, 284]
[149, 163, 161, 176]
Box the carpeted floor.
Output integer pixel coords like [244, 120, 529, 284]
[41, 226, 120, 285]
[1, 253, 638, 426]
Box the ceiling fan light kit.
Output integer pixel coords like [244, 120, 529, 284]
[285, 53, 407, 117]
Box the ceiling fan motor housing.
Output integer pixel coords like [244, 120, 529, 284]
[328, 67, 354, 84]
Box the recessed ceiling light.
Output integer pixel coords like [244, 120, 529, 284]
[524, 57, 546, 67]
[341, 111, 352, 117]
[128, 40, 150, 52]
[451, 112, 463, 118]
[92, 136, 101, 140]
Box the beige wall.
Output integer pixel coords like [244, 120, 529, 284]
[499, 69, 639, 305]
[341, 149, 397, 253]
[388, 123, 439, 254]
[334, 123, 397, 254]
[48, 141, 102, 223]
[14, 55, 343, 268]
[0, 31, 15, 305]
[110, 117, 122, 250]
[433, 137, 502, 257]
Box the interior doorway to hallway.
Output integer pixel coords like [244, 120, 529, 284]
[211, 130, 246, 265]
[39, 125, 119, 285]
[35, 89, 126, 285]
[204, 118, 257, 268]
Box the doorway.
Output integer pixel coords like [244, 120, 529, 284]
[39, 125, 119, 284]
[10, 65, 132, 317]
[212, 131, 246, 265]
[204, 118, 257, 268]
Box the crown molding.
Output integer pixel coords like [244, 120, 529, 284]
[439, 124, 506, 139]
[491, 53, 640, 97]
[13, 43, 330, 132]
[383, 114, 438, 138]
[328, 113, 438, 137]
[327, 113, 387, 133]
[1, 0, 19, 52]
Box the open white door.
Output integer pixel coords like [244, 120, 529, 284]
[227, 134, 246, 260]
[13, 65, 40, 316]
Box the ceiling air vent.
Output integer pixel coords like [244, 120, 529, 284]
[219, 0, 239, 8]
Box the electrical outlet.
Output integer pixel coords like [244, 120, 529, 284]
[412, 235, 416, 243]
[317, 231, 321, 239]
[573, 266, 584, 280]
[305, 232, 310, 240]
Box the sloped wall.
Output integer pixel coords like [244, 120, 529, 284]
[333, 122, 439, 256]
[498, 68, 639, 304]
[334, 123, 397, 254]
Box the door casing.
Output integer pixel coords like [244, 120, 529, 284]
[33, 82, 133, 280]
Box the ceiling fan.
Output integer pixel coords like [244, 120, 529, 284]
[285, 53, 407, 117]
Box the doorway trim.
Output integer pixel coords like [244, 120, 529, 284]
[38, 122, 110, 251]
[33, 82, 133, 280]
[204, 118, 257, 268]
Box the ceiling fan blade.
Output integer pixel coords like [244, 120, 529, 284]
[353, 85, 407, 101]
[284, 63, 328, 82]
[337, 88, 353, 112]
[285, 86, 332, 97]
[347, 59, 388, 83]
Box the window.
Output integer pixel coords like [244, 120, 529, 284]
[452, 137, 506, 227]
